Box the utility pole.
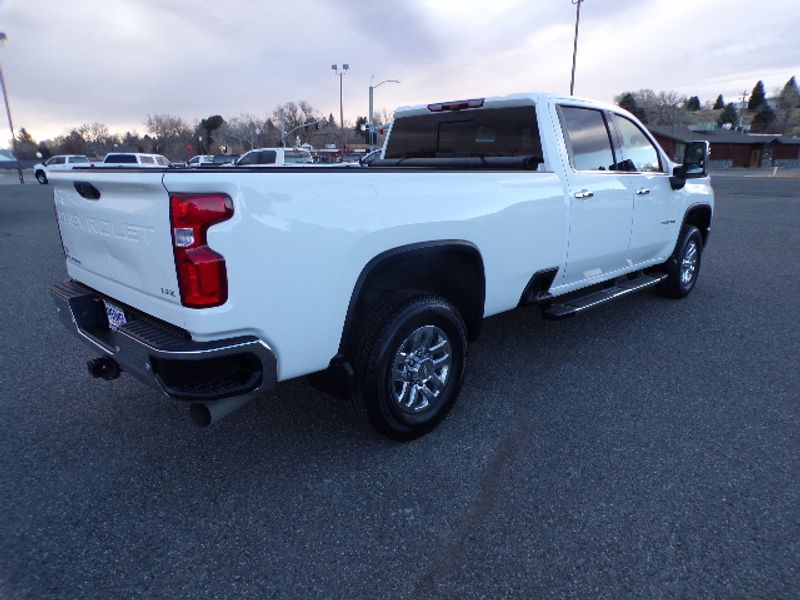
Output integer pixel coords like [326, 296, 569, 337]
[331, 64, 349, 153]
[569, 0, 584, 96]
[0, 33, 24, 184]
[368, 77, 399, 148]
[739, 89, 747, 131]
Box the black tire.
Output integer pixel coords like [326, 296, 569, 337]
[35, 170, 48, 185]
[353, 293, 468, 440]
[657, 225, 703, 298]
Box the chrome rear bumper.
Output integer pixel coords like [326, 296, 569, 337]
[51, 279, 277, 402]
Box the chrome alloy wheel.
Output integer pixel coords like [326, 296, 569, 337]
[680, 240, 698, 286]
[391, 325, 452, 414]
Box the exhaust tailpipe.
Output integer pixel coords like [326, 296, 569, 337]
[189, 395, 254, 427]
[87, 357, 122, 380]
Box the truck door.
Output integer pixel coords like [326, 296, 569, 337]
[608, 112, 679, 264]
[557, 105, 633, 287]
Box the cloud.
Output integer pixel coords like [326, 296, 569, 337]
[0, 0, 798, 143]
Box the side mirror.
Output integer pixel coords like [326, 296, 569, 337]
[36, 151, 43, 159]
[670, 140, 710, 190]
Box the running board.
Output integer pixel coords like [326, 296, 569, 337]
[543, 273, 667, 320]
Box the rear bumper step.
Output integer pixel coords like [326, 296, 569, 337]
[543, 273, 667, 320]
[51, 279, 277, 402]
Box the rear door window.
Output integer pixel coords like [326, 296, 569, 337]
[559, 106, 616, 171]
[385, 106, 543, 162]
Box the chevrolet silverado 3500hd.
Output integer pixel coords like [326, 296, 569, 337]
[50, 93, 713, 439]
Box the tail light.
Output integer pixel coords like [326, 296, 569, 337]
[169, 193, 234, 308]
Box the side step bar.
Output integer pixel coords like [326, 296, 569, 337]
[543, 273, 667, 320]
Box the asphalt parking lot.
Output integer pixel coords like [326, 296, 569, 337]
[1, 176, 798, 599]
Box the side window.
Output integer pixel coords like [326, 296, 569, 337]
[612, 114, 662, 172]
[140, 156, 155, 164]
[559, 106, 616, 171]
[49, 157, 66, 165]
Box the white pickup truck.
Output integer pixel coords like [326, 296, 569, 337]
[33, 154, 94, 184]
[49, 93, 713, 439]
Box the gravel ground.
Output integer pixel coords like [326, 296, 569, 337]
[0, 176, 798, 599]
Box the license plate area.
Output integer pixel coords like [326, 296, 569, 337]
[103, 300, 128, 331]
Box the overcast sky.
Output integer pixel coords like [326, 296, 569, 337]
[1, 0, 799, 142]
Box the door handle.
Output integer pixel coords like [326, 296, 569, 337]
[574, 189, 594, 199]
[635, 188, 650, 195]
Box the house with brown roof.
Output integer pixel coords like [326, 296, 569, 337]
[649, 126, 800, 168]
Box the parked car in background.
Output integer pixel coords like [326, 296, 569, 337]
[0, 149, 19, 170]
[359, 148, 382, 166]
[211, 154, 240, 166]
[341, 150, 368, 164]
[101, 153, 171, 167]
[234, 147, 314, 166]
[33, 154, 93, 184]
[185, 155, 214, 167]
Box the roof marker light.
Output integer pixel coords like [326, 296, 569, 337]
[427, 98, 485, 112]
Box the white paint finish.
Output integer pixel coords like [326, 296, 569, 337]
[50, 171, 182, 312]
[622, 171, 680, 264]
[164, 169, 567, 379]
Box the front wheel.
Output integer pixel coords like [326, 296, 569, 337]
[35, 170, 48, 184]
[657, 225, 703, 298]
[353, 293, 468, 440]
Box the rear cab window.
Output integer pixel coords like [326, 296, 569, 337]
[238, 150, 277, 166]
[104, 154, 137, 164]
[384, 105, 544, 168]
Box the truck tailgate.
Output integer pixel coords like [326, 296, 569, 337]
[52, 171, 182, 315]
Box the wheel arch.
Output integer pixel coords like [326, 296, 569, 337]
[338, 240, 486, 359]
[682, 203, 712, 246]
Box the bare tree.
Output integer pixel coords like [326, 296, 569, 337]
[144, 114, 192, 156]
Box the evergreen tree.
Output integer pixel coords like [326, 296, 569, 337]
[751, 105, 777, 133]
[37, 142, 52, 160]
[713, 94, 725, 110]
[354, 116, 369, 142]
[717, 103, 739, 126]
[747, 81, 767, 110]
[15, 128, 38, 160]
[616, 92, 648, 123]
[776, 76, 800, 133]
[685, 96, 701, 111]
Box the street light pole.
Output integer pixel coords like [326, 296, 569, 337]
[331, 64, 349, 153]
[569, 0, 584, 96]
[0, 33, 24, 184]
[368, 77, 399, 148]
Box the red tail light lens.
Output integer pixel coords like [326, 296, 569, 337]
[169, 193, 234, 308]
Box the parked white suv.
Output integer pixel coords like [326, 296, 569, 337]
[33, 154, 93, 184]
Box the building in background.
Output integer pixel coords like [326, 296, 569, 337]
[650, 126, 800, 168]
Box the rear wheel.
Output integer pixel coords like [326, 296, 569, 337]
[657, 225, 703, 298]
[35, 170, 48, 184]
[353, 293, 468, 440]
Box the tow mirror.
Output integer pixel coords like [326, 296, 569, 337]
[670, 140, 710, 190]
